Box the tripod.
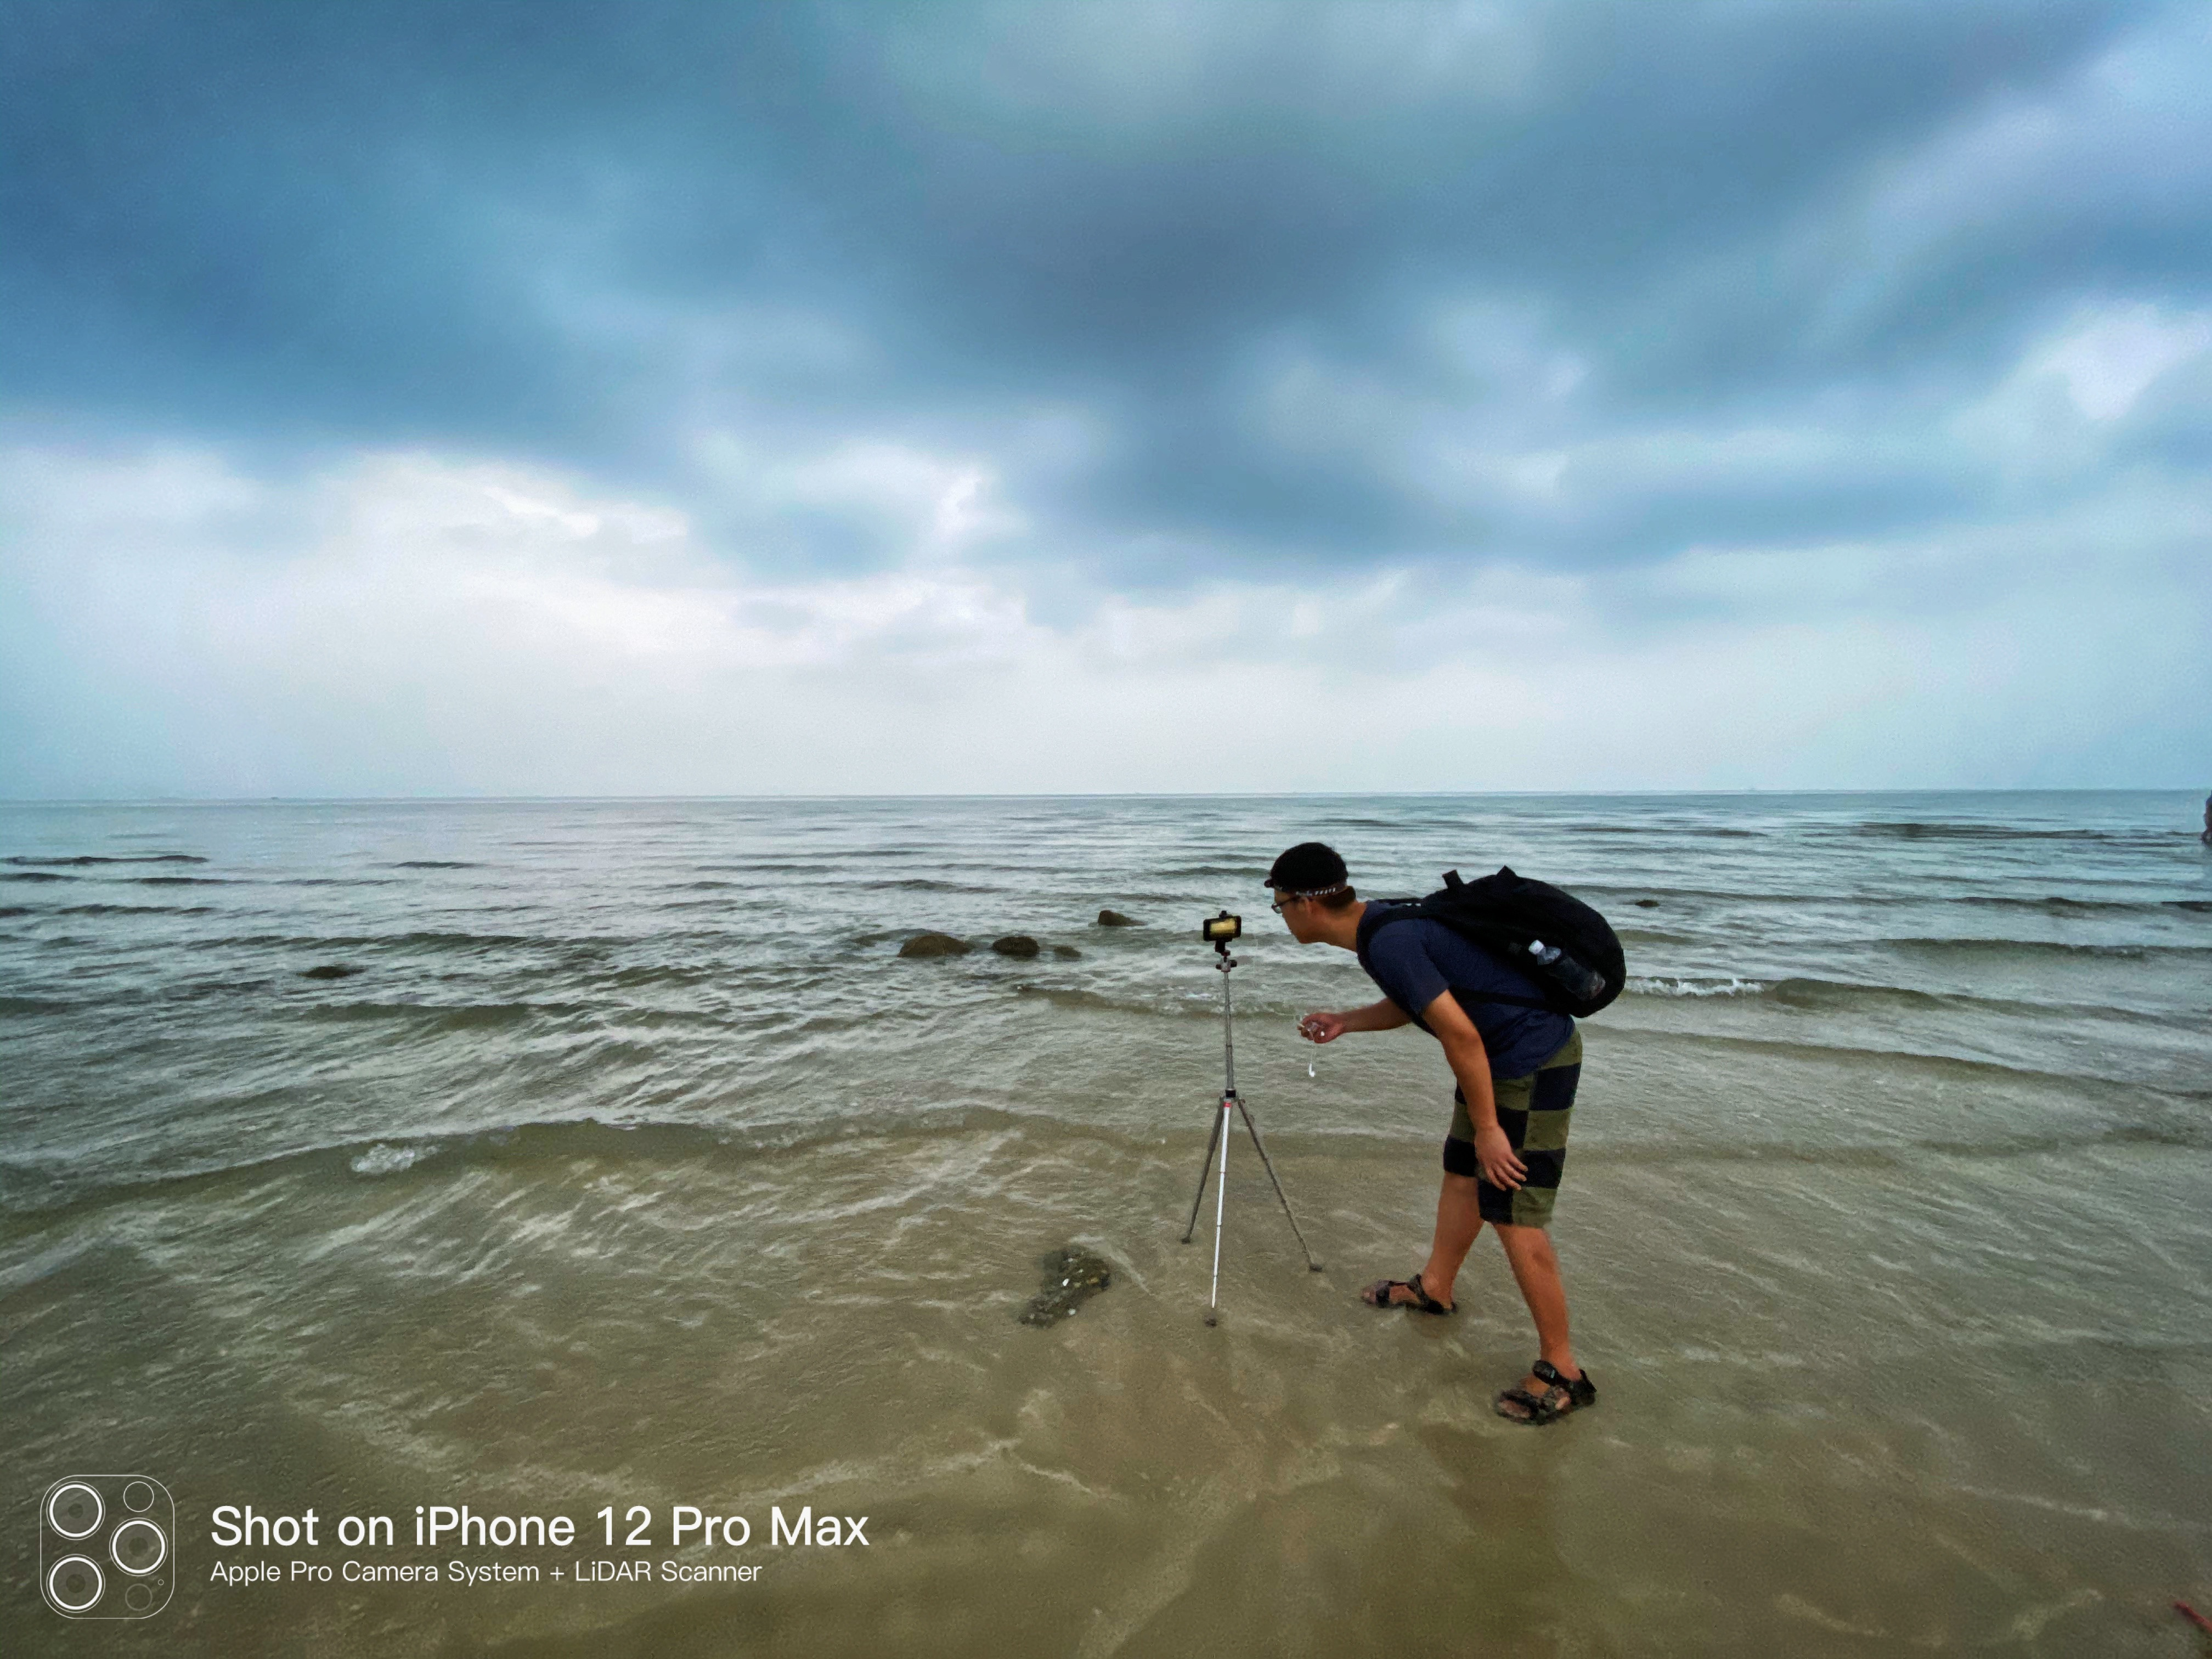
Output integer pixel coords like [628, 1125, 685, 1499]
[1181, 926, 1322, 1324]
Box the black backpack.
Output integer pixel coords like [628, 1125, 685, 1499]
[1376, 867, 1626, 1018]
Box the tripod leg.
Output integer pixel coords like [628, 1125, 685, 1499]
[1180, 1104, 1226, 1244]
[1207, 1101, 1229, 1323]
[1236, 1098, 1323, 1271]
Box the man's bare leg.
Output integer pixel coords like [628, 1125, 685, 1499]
[1419, 1173, 1484, 1308]
[1495, 1222, 1582, 1395]
[1372, 1172, 1483, 1309]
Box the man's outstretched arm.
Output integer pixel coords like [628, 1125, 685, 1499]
[1299, 1000, 1410, 1042]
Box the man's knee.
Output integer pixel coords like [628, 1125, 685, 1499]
[1493, 1221, 1555, 1260]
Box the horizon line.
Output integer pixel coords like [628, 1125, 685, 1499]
[1, 786, 2202, 808]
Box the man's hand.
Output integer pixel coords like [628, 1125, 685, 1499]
[1300, 1000, 1410, 1042]
[1473, 1124, 1527, 1191]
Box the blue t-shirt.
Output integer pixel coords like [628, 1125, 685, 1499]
[1356, 905, 1573, 1079]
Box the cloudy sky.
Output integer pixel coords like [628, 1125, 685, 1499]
[3, 1, 2208, 796]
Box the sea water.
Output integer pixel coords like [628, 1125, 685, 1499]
[3, 793, 2208, 1654]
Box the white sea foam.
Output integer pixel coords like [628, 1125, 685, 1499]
[349, 1142, 424, 1176]
[1627, 974, 1768, 997]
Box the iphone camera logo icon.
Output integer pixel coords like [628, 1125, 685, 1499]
[41, 1476, 175, 1619]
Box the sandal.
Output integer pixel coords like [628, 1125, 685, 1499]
[1493, 1358, 1596, 1425]
[1360, 1271, 1453, 1314]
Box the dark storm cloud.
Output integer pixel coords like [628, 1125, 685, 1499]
[3, 0, 2204, 578]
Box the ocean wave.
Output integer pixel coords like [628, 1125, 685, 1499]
[0, 1107, 1105, 1217]
[0, 996, 74, 1015]
[299, 999, 592, 1030]
[1765, 977, 1945, 1012]
[2, 871, 75, 883]
[1594, 1024, 2212, 1099]
[826, 877, 1003, 894]
[4, 853, 207, 866]
[188, 929, 547, 953]
[694, 861, 838, 874]
[131, 875, 235, 885]
[1627, 975, 1769, 998]
[670, 874, 1000, 894]
[1846, 821, 2134, 842]
[1961, 894, 2208, 917]
[602, 963, 725, 988]
[1567, 885, 2204, 918]
[58, 903, 218, 916]
[0, 906, 31, 918]
[1888, 936, 2212, 962]
[1626, 971, 2190, 1023]
[1014, 984, 1214, 1019]
[1579, 1120, 2212, 1168]
[388, 860, 479, 869]
[1576, 883, 1833, 905]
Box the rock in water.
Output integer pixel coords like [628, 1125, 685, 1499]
[990, 934, 1041, 958]
[898, 932, 973, 958]
[301, 964, 360, 980]
[1018, 1245, 1113, 1326]
[1051, 944, 1081, 959]
[1096, 909, 1139, 927]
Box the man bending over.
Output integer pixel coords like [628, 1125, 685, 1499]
[1268, 840, 1596, 1426]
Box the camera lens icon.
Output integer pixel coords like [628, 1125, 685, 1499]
[47, 1482, 104, 1538]
[111, 1519, 167, 1575]
[41, 1476, 174, 1620]
[47, 1555, 105, 1614]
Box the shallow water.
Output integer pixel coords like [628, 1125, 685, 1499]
[3, 793, 2209, 1655]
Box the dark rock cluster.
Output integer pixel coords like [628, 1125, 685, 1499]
[1096, 909, 1140, 927]
[899, 929, 1085, 960]
[1017, 1245, 1114, 1326]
